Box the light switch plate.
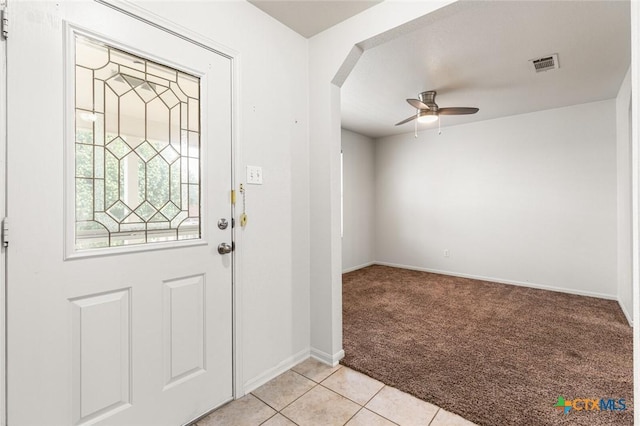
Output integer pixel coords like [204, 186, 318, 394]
[246, 165, 263, 185]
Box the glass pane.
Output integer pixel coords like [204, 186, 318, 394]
[188, 184, 199, 217]
[94, 146, 104, 179]
[147, 97, 170, 151]
[170, 81, 188, 102]
[188, 98, 199, 131]
[148, 229, 178, 243]
[120, 152, 146, 209]
[147, 155, 170, 209]
[148, 74, 171, 87]
[160, 89, 180, 109]
[76, 109, 94, 144]
[188, 131, 199, 158]
[76, 221, 109, 250]
[76, 37, 109, 69]
[188, 158, 199, 184]
[178, 73, 199, 98]
[104, 151, 119, 208]
[75, 144, 93, 178]
[94, 113, 105, 145]
[74, 35, 202, 250]
[76, 178, 94, 221]
[94, 178, 104, 211]
[178, 217, 200, 240]
[76, 66, 93, 111]
[94, 80, 104, 113]
[119, 90, 145, 149]
[110, 49, 145, 72]
[148, 62, 177, 82]
[105, 86, 119, 142]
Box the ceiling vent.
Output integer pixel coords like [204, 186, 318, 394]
[530, 54, 559, 73]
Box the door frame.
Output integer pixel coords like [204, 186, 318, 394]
[0, 0, 244, 423]
[0, 0, 7, 425]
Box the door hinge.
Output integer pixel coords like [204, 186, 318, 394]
[1, 217, 8, 248]
[1, 6, 8, 40]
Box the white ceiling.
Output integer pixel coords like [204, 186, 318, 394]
[248, 0, 381, 38]
[341, 1, 631, 139]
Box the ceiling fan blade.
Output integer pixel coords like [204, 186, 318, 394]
[437, 107, 479, 115]
[407, 99, 430, 110]
[395, 115, 418, 126]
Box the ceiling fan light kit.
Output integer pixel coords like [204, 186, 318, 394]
[417, 110, 438, 123]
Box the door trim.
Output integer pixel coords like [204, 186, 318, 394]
[0, 0, 6, 423]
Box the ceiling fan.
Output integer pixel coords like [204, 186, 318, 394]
[395, 90, 479, 126]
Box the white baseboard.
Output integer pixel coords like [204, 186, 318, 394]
[242, 348, 310, 394]
[374, 261, 618, 301]
[310, 347, 345, 367]
[618, 299, 634, 327]
[342, 262, 375, 274]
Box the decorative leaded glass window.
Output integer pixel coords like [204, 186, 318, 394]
[74, 36, 201, 250]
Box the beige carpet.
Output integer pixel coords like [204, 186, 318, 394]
[341, 265, 633, 425]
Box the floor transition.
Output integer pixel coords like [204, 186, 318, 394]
[194, 357, 476, 426]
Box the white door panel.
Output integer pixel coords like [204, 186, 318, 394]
[7, 1, 233, 424]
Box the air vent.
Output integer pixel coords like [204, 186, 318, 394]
[531, 54, 559, 73]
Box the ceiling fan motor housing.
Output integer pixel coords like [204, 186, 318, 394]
[419, 91, 438, 110]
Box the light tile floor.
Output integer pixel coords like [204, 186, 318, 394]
[195, 358, 477, 426]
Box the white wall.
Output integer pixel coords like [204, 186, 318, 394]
[630, 4, 639, 423]
[617, 68, 633, 323]
[375, 100, 618, 298]
[341, 129, 375, 272]
[130, 1, 310, 393]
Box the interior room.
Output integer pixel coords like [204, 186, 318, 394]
[1, 0, 639, 426]
[340, 1, 634, 424]
[342, 1, 632, 309]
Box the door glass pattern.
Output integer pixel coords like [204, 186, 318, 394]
[74, 36, 201, 250]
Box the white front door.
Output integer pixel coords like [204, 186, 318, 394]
[7, 1, 233, 424]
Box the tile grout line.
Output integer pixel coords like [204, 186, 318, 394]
[295, 364, 403, 426]
[292, 365, 341, 384]
[251, 369, 319, 413]
[341, 406, 365, 425]
[261, 364, 347, 424]
[427, 407, 441, 426]
[251, 383, 304, 425]
[280, 368, 370, 426]
[273, 371, 321, 413]
[196, 361, 465, 426]
[343, 405, 401, 426]
[318, 363, 344, 382]
[277, 410, 301, 426]
[317, 380, 383, 408]
[359, 385, 402, 426]
[250, 391, 283, 413]
[257, 411, 279, 426]
[332, 369, 452, 425]
[318, 384, 365, 404]
[198, 365, 444, 426]
[314, 383, 401, 426]
[361, 382, 386, 406]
